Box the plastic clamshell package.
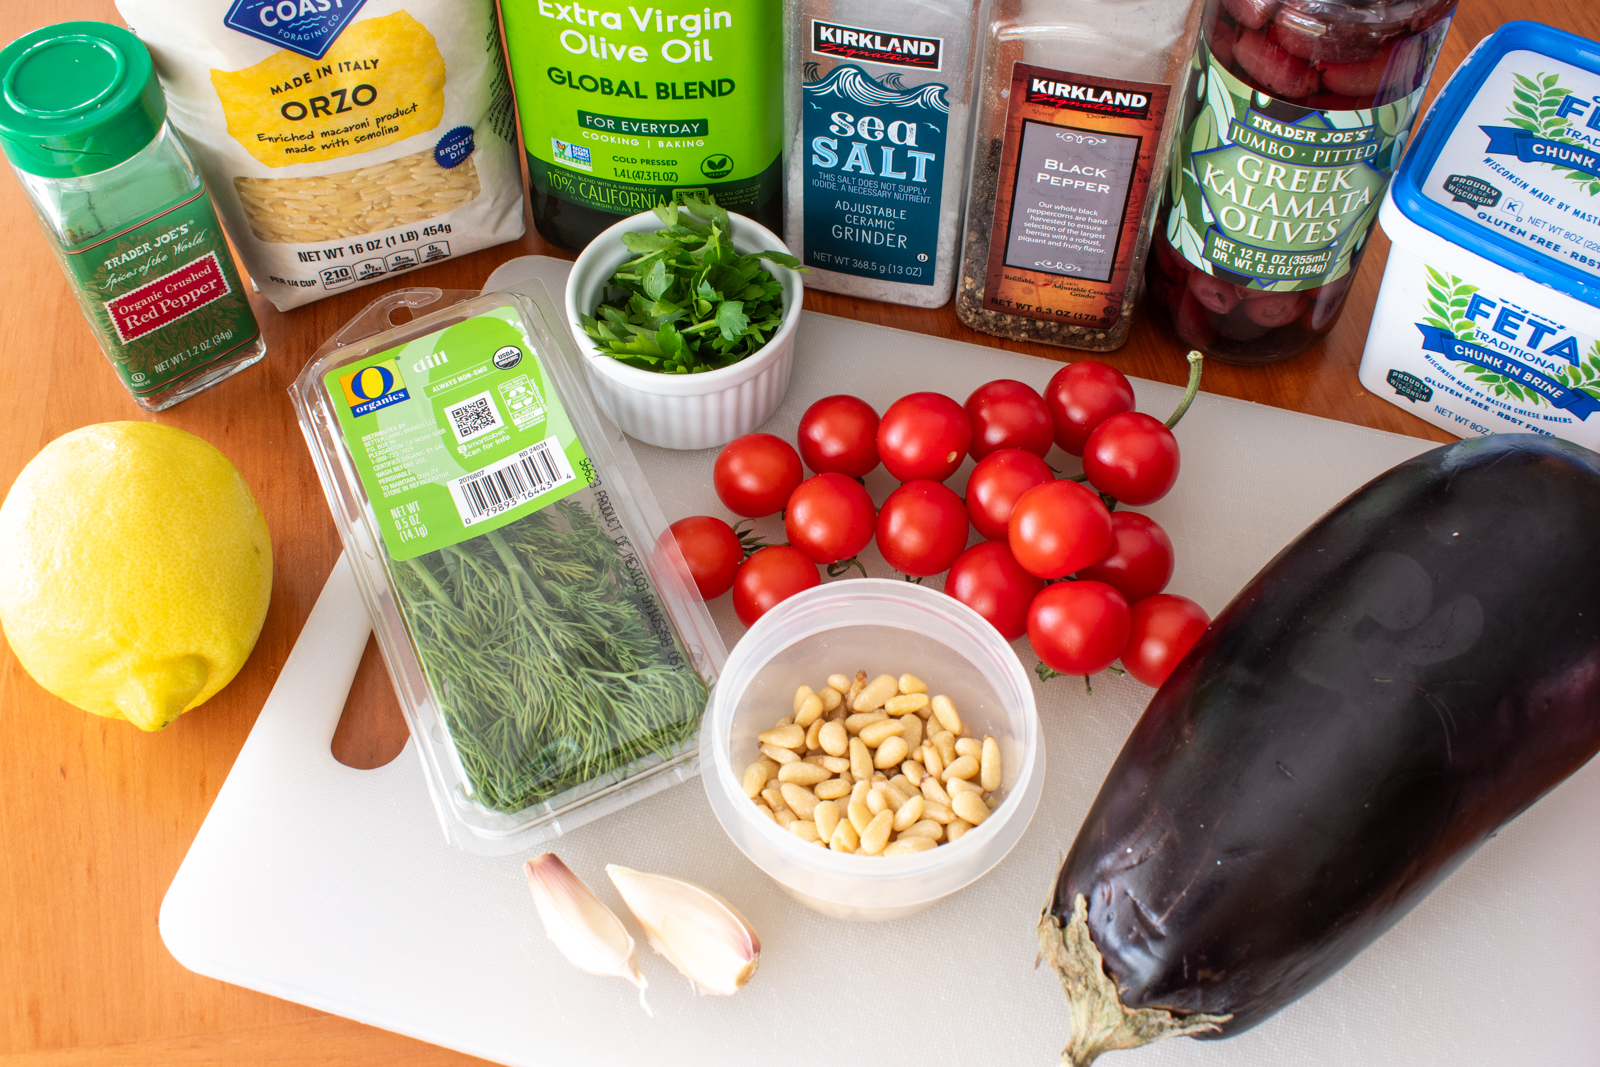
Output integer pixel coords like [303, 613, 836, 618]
[290, 286, 727, 856]
[1360, 22, 1600, 448]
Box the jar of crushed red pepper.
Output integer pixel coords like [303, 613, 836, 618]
[1147, 0, 1457, 364]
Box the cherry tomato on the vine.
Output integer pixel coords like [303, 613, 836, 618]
[666, 515, 744, 600]
[1122, 594, 1210, 688]
[1007, 480, 1113, 579]
[1082, 412, 1180, 506]
[732, 545, 820, 626]
[965, 379, 1054, 460]
[784, 473, 876, 565]
[945, 541, 1044, 641]
[1076, 511, 1174, 604]
[876, 479, 969, 577]
[1045, 361, 1136, 456]
[797, 394, 880, 478]
[877, 392, 971, 482]
[966, 448, 1054, 542]
[1027, 580, 1131, 676]
[713, 433, 803, 518]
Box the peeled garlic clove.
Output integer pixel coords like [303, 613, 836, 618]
[606, 865, 761, 996]
[524, 853, 649, 1011]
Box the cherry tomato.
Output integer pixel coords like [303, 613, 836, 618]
[965, 379, 1054, 460]
[1082, 412, 1180, 506]
[876, 480, 969, 577]
[944, 541, 1044, 641]
[1007, 480, 1113, 579]
[1027, 580, 1131, 676]
[1076, 512, 1175, 603]
[1045, 361, 1136, 456]
[797, 394, 880, 478]
[784, 473, 876, 565]
[1122, 594, 1210, 688]
[732, 545, 821, 626]
[713, 433, 803, 518]
[966, 448, 1054, 542]
[666, 515, 743, 600]
[877, 392, 972, 482]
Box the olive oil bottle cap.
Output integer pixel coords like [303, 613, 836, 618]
[0, 21, 166, 178]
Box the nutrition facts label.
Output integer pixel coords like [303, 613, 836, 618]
[1002, 119, 1139, 283]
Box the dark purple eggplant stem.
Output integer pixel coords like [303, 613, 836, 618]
[1038, 895, 1230, 1066]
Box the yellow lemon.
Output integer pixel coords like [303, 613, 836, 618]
[0, 422, 272, 731]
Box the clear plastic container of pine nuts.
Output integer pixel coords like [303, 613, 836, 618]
[701, 579, 1043, 921]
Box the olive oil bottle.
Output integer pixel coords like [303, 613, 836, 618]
[502, 0, 784, 252]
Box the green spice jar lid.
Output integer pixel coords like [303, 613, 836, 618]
[0, 21, 165, 178]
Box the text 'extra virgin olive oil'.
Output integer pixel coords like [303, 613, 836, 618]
[502, 1, 784, 251]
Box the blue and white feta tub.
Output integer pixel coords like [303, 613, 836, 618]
[1361, 21, 1600, 447]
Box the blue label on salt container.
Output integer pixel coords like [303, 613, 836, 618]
[801, 64, 948, 286]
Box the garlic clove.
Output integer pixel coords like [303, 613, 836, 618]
[524, 853, 650, 1011]
[605, 864, 761, 996]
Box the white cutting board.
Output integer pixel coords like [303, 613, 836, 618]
[161, 256, 1600, 1067]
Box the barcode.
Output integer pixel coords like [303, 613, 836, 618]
[446, 437, 575, 525]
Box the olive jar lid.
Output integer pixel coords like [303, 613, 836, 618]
[0, 21, 166, 179]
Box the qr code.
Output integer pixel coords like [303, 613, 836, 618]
[445, 390, 504, 443]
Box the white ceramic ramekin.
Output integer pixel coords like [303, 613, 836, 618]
[564, 211, 802, 451]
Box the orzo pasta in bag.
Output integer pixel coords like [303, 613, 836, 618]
[116, 0, 524, 310]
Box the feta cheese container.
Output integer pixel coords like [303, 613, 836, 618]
[1360, 22, 1600, 446]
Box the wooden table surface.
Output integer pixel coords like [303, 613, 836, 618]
[2, 2, 1593, 1064]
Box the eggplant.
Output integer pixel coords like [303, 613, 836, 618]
[1039, 434, 1600, 1065]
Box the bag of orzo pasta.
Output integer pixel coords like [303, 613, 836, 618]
[115, 0, 524, 310]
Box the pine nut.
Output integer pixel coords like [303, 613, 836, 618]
[920, 744, 943, 779]
[858, 719, 905, 747]
[902, 759, 927, 784]
[789, 819, 822, 843]
[814, 754, 850, 773]
[818, 686, 843, 713]
[776, 715, 795, 728]
[851, 779, 871, 808]
[943, 754, 980, 781]
[848, 797, 873, 835]
[805, 718, 824, 752]
[893, 794, 924, 831]
[793, 685, 817, 716]
[775, 808, 797, 829]
[761, 743, 800, 765]
[954, 736, 983, 760]
[931, 695, 962, 736]
[781, 782, 820, 819]
[899, 818, 944, 841]
[981, 736, 1002, 792]
[920, 775, 952, 807]
[828, 673, 851, 694]
[761, 786, 787, 814]
[867, 784, 890, 815]
[922, 801, 955, 825]
[849, 736, 873, 780]
[779, 762, 831, 786]
[933, 731, 958, 765]
[819, 720, 849, 757]
[859, 810, 894, 854]
[756, 804, 777, 823]
[883, 836, 937, 856]
[845, 670, 866, 709]
[796, 693, 824, 729]
[742, 761, 771, 797]
[901, 715, 923, 754]
[946, 819, 971, 842]
[814, 800, 840, 842]
[759, 723, 805, 749]
[886, 775, 915, 802]
[952, 790, 990, 825]
[873, 736, 909, 769]
[829, 819, 859, 852]
[845, 711, 888, 735]
[898, 673, 928, 695]
[947, 775, 982, 796]
[853, 674, 899, 712]
[884, 693, 929, 716]
[814, 777, 851, 800]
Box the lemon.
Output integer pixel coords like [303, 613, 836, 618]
[0, 422, 272, 731]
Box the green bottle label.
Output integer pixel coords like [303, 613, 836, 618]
[60, 189, 261, 395]
[1166, 38, 1440, 292]
[325, 304, 593, 562]
[502, 0, 782, 217]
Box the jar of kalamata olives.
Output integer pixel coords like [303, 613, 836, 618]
[1147, 0, 1457, 364]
